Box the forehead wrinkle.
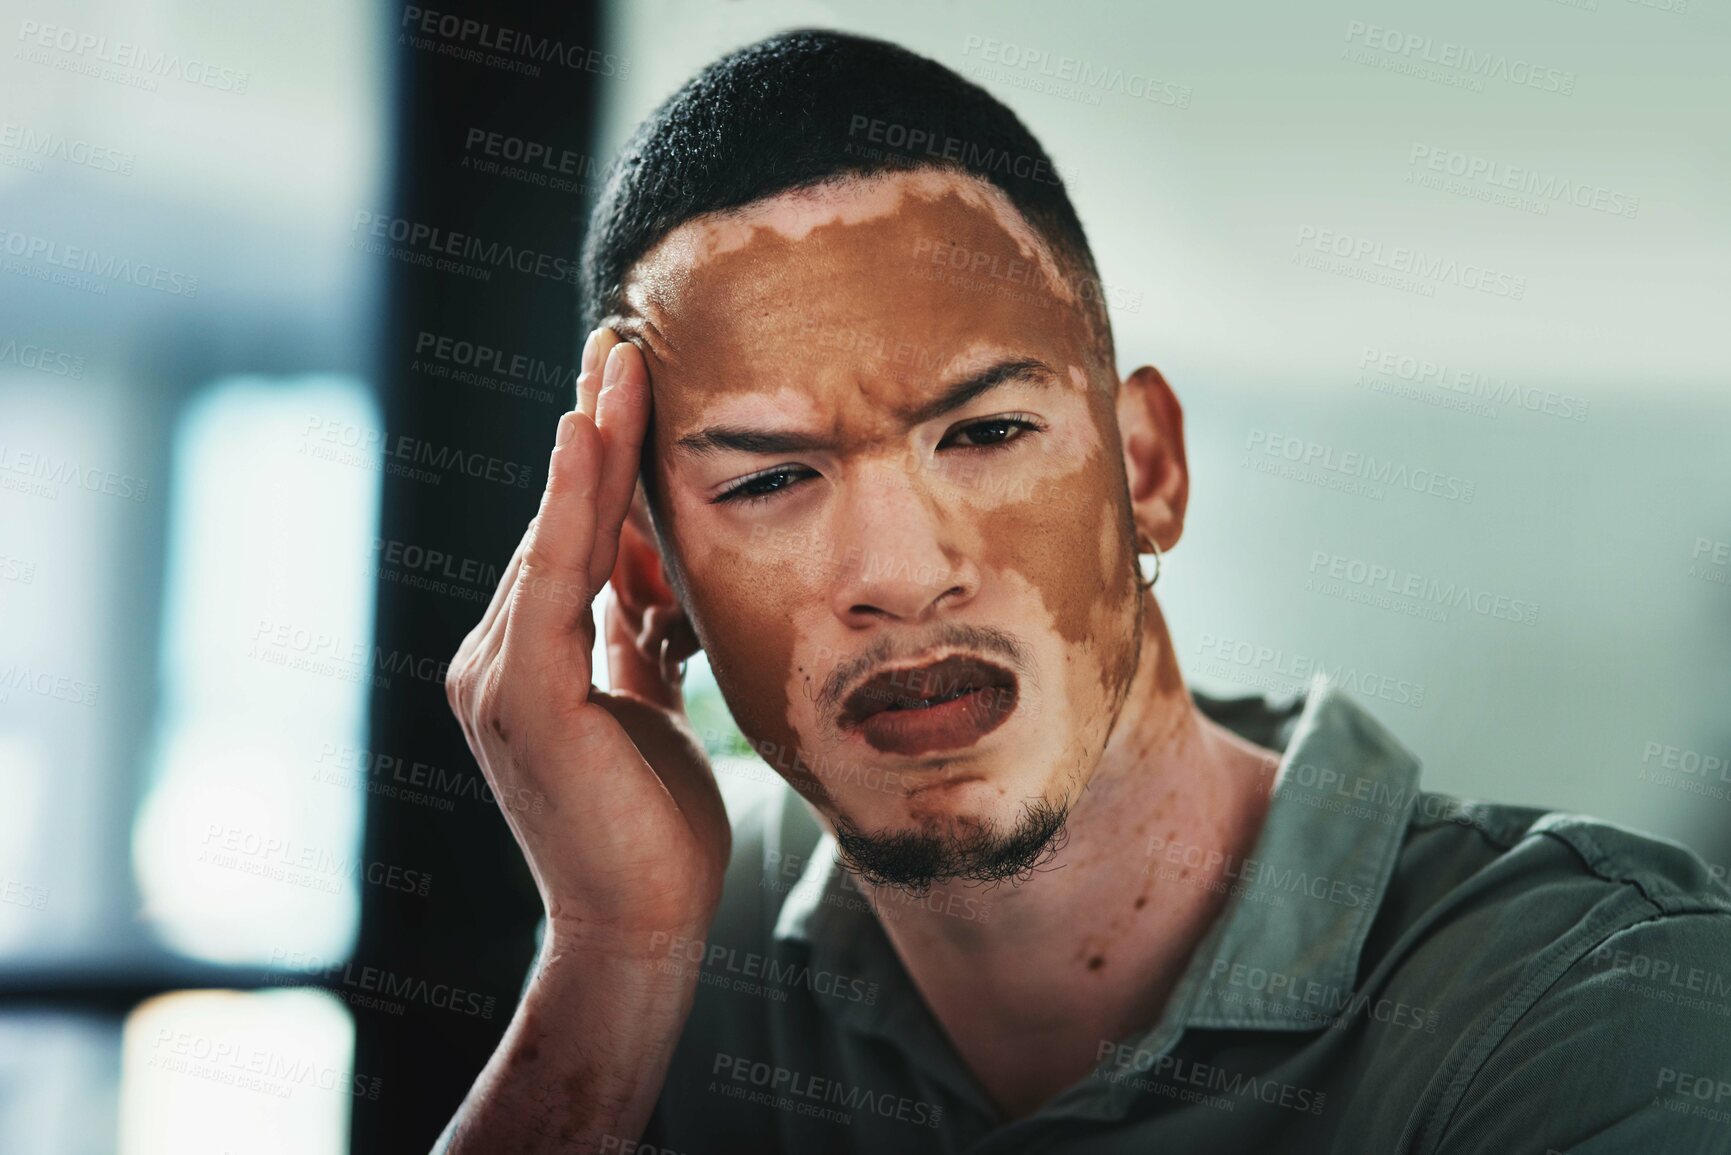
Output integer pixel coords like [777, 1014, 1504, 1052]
[672, 350, 1066, 463]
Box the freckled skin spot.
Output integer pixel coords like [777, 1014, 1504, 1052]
[1134, 896, 1147, 910]
[614, 170, 1145, 845]
[1088, 955, 1105, 971]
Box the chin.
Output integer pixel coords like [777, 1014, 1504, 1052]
[827, 775, 1074, 891]
[830, 757, 1060, 840]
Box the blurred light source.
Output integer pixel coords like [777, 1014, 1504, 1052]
[133, 377, 379, 966]
[118, 989, 357, 1155]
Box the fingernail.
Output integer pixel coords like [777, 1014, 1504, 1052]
[556, 411, 576, 447]
[602, 342, 626, 392]
[581, 329, 601, 375]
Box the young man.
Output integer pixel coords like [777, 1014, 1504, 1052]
[437, 30, 1731, 1155]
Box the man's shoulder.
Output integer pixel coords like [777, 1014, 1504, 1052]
[1365, 794, 1731, 1151]
[1395, 791, 1731, 925]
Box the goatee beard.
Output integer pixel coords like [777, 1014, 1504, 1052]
[831, 796, 1070, 893]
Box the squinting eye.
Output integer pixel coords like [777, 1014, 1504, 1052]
[940, 414, 1045, 450]
[713, 414, 1046, 507]
[714, 465, 816, 506]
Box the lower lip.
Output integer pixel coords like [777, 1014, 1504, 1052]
[854, 683, 1018, 757]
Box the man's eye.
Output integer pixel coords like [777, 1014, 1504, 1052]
[715, 466, 815, 505]
[940, 415, 1044, 450]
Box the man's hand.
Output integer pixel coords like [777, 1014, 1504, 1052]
[445, 327, 729, 949]
[435, 329, 728, 1154]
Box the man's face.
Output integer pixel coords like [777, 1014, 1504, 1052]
[614, 169, 1144, 887]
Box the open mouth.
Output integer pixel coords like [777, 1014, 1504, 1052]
[839, 654, 1019, 756]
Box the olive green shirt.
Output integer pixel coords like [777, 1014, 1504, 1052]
[629, 677, 1731, 1153]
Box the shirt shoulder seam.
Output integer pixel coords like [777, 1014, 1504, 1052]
[1416, 898, 1731, 1153]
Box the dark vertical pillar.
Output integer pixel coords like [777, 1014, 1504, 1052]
[354, 4, 605, 1150]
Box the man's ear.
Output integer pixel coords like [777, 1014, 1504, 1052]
[1116, 365, 1189, 553]
[607, 486, 701, 701]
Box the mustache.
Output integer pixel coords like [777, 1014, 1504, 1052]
[813, 622, 1033, 715]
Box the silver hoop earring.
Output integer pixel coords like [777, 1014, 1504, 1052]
[1137, 539, 1162, 590]
[658, 637, 688, 687]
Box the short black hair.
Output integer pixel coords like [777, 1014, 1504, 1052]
[579, 28, 1111, 358]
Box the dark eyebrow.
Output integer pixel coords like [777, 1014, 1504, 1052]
[671, 358, 1057, 459]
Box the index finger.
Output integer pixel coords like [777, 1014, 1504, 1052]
[507, 408, 605, 650]
[588, 338, 653, 585]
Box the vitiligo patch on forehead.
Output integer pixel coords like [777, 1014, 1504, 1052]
[635, 169, 1077, 307]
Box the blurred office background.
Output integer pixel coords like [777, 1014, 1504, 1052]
[0, 0, 1726, 1150]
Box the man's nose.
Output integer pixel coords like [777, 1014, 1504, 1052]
[828, 462, 979, 626]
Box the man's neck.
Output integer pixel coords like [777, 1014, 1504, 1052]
[859, 597, 1282, 1120]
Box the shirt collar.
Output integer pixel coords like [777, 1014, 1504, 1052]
[769, 673, 1424, 1110]
[1179, 674, 1422, 1029]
